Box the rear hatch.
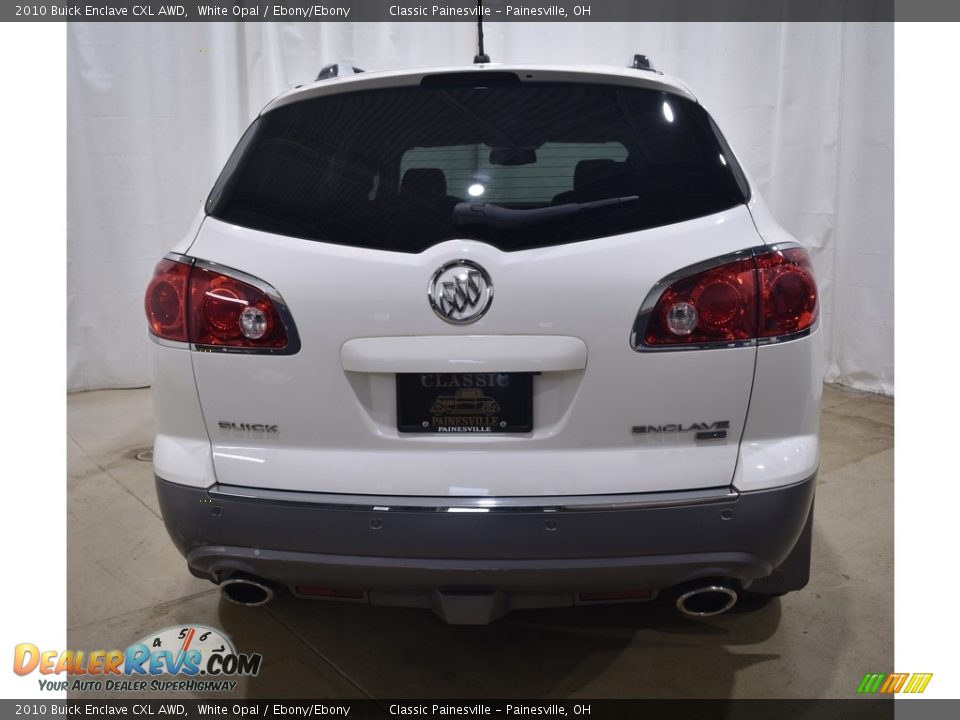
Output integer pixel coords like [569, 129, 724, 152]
[187, 71, 761, 497]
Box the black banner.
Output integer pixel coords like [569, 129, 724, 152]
[3, 0, 943, 24]
[0, 699, 913, 719]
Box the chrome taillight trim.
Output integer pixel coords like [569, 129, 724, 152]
[756, 319, 819, 346]
[147, 334, 191, 350]
[146, 253, 301, 356]
[630, 241, 815, 352]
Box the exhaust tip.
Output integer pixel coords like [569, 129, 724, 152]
[675, 584, 738, 617]
[220, 577, 275, 607]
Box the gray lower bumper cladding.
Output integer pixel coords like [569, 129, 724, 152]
[155, 473, 815, 621]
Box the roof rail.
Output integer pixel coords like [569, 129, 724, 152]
[316, 63, 364, 81]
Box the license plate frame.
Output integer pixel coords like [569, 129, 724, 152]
[396, 372, 533, 434]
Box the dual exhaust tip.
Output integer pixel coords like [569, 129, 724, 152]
[675, 582, 739, 617]
[220, 576, 275, 607]
[219, 576, 740, 616]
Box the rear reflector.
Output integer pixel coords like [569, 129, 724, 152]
[145, 258, 293, 351]
[295, 586, 365, 600]
[579, 590, 653, 602]
[640, 245, 818, 347]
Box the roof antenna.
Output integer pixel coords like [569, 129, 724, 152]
[473, 0, 491, 63]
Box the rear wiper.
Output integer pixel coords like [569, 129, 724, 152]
[452, 196, 640, 230]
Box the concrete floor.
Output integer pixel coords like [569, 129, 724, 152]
[67, 384, 892, 699]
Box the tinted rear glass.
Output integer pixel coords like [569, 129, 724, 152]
[207, 81, 749, 253]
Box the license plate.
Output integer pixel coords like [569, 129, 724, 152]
[397, 373, 533, 434]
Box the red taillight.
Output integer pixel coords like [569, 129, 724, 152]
[145, 259, 290, 350]
[641, 246, 818, 347]
[756, 247, 819, 338]
[145, 259, 191, 342]
[189, 267, 288, 349]
[645, 258, 757, 345]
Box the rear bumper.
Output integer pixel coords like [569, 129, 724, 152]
[155, 473, 815, 601]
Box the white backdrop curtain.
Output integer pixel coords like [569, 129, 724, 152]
[67, 21, 893, 393]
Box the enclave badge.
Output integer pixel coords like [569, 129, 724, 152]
[428, 260, 493, 324]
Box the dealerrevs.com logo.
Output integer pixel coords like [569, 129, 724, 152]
[14, 625, 262, 693]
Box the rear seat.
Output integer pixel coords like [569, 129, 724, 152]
[553, 159, 629, 204]
[377, 168, 459, 249]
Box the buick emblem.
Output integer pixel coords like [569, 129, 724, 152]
[428, 260, 494, 325]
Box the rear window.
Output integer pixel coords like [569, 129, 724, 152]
[207, 80, 749, 253]
[398, 141, 629, 204]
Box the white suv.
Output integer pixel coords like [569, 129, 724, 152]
[145, 61, 821, 624]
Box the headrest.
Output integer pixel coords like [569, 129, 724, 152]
[401, 168, 448, 200]
[574, 159, 615, 190]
